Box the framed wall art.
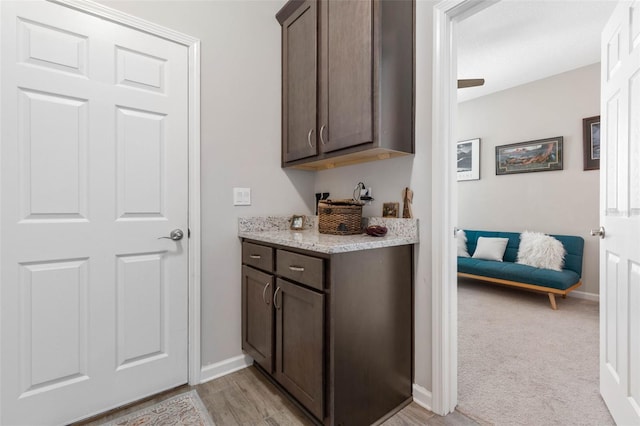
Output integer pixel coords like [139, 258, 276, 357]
[495, 136, 563, 175]
[457, 138, 480, 181]
[290, 215, 306, 230]
[582, 115, 600, 170]
[382, 202, 399, 218]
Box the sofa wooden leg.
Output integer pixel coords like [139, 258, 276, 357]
[548, 293, 558, 310]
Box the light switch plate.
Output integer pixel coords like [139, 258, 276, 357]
[233, 187, 251, 206]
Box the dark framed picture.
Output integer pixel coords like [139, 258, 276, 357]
[290, 215, 306, 230]
[382, 202, 399, 218]
[457, 138, 480, 181]
[495, 136, 563, 175]
[583, 115, 600, 170]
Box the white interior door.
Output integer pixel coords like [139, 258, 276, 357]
[0, 1, 190, 424]
[600, 1, 640, 424]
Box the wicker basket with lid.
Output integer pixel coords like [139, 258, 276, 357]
[317, 199, 364, 235]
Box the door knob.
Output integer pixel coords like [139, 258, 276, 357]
[590, 226, 605, 239]
[158, 229, 184, 241]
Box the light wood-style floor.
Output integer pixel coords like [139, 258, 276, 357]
[78, 366, 483, 425]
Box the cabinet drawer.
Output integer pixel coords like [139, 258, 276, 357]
[276, 250, 323, 291]
[243, 242, 274, 272]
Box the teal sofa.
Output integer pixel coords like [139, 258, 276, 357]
[457, 230, 584, 309]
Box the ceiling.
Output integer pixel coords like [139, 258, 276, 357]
[456, 0, 618, 102]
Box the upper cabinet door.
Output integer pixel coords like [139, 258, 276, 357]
[280, 0, 318, 163]
[319, 0, 373, 153]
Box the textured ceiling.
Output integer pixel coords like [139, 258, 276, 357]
[456, 0, 618, 102]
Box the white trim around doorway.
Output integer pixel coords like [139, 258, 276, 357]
[431, 0, 498, 416]
[48, 0, 203, 386]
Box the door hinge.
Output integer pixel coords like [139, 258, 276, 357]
[188, 228, 191, 238]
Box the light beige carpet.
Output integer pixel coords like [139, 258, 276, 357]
[103, 390, 214, 426]
[457, 278, 615, 426]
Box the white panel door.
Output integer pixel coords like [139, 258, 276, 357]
[600, 1, 640, 424]
[0, 1, 189, 424]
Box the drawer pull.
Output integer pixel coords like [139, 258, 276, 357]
[288, 266, 305, 272]
[262, 282, 271, 305]
[273, 287, 281, 310]
[249, 254, 261, 259]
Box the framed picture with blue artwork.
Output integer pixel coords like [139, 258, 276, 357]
[583, 115, 600, 171]
[495, 137, 563, 175]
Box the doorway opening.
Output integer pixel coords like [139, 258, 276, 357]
[433, 0, 612, 421]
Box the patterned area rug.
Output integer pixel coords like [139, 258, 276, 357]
[103, 390, 214, 426]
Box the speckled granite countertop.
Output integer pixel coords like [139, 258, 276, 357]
[238, 216, 418, 254]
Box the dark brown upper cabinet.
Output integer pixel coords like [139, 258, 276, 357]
[277, 0, 415, 171]
[279, 0, 318, 163]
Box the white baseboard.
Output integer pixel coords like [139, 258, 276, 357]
[412, 383, 433, 412]
[199, 354, 253, 384]
[570, 290, 599, 302]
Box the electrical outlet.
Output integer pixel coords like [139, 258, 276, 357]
[233, 187, 251, 206]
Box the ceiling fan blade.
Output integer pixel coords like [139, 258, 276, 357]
[458, 78, 485, 89]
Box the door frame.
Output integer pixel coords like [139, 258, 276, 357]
[0, 0, 203, 391]
[431, 0, 497, 415]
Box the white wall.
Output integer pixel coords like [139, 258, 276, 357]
[457, 63, 601, 296]
[99, 0, 436, 396]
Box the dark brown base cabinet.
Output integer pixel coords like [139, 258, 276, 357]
[241, 240, 413, 425]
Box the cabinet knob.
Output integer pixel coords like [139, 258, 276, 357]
[288, 265, 305, 272]
[249, 254, 261, 259]
[320, 124, 327, 145]
[273, 287, 281, 310]
[307, 128, 315, 148]
[262, 282, 271, 305]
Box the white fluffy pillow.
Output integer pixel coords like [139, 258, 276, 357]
[517, 231, 566, 271]
[457, 230, 470, 257]
[472, 237, 509, 262]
